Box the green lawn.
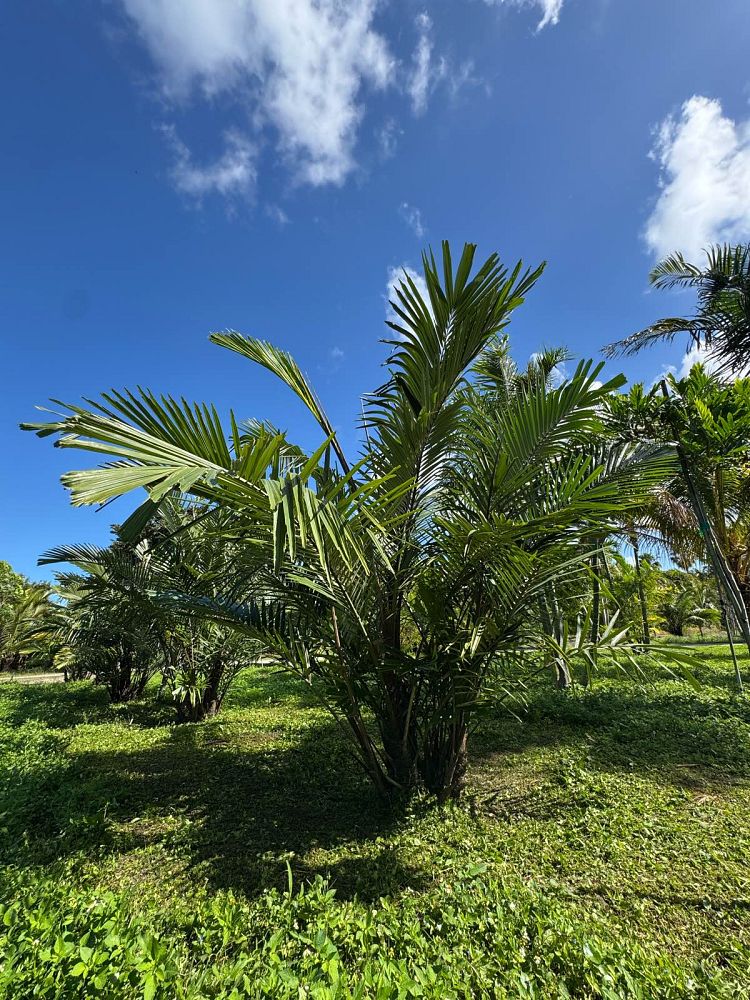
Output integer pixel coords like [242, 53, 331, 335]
[2, 649, 750, 997]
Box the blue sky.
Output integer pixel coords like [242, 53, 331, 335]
[2, 0, 750, 580]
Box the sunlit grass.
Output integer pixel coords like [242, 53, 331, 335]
[2, 651, 749, 996]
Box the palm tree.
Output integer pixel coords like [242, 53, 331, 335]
[625, 526, 651, 647]
[0, 583, 57, 672]
[604, 244, 750, 375]
[607, 548, 658, 647]
[657, 579, 720, 638]
[44, 536, 165, 701]
[24, 243, 674, 802]
[606, 368, 750, 690]
[44, 502, 257, 715]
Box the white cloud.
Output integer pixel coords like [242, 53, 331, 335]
[676, 343, 720, 379]
[645, 96, 750, 259]
[120, 0, 393, 188]
[399, 202, 426, 239]
[161, 125, 256, 200]
[330, 346, 345, 360]
[536, 0, 564, 29]
[376, 118, 401, 160]
[483, 0, 564, 31]
[659, 341, 750, 383]
[407, 13, 443, 115]
[115, 1, 540, 204]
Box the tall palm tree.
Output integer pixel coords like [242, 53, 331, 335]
[604, 244, 750, 375]
[24, 243, 675, 802]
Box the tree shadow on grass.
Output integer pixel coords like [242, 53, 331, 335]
[472, 682, 750, 793]
[0, 680, 173, 729]
[0, 666, 310, 731]
[1, 716, 420, 902]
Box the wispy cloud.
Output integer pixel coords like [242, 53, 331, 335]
[120, 0, 394, 191]
[265, 204, 291, 226]
[161, 125, 256, 202]
[407, 12, 442, 115]
[483, 0, 565, 31]
[407, 12, 480, 113]
[645, 96, 750, 259]
[399, 202, 426, 239]
[377, 118, 402, 160]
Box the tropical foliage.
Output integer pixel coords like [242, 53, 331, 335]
[655, 576, 720, 638]
[605, 243, 750, 375]
[0, 561, 57, 673]
[9, 237, 750, 997]
[41, 503, 259, 718]
[24, 242, 685, 802]
[607, 365, 750, 659]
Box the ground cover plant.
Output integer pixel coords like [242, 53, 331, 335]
[2, 646, 750, 997]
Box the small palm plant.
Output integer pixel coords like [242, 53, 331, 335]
[0, 583, 57, 672]
[25, 243, 675, 802]
[45, 537, 165, 701]
[45, 502, 257, 716]
[657, 581, 720, 638]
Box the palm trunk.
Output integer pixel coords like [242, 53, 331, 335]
[379, 674, 471, 803]
[107, 646, 140, 702]
[380, 690, 420, 794]
[587, 549, 602, 686]
[175, 689, 221, 722]
[421, 720, 468, 803]
[629, 530, 651, 647]
[174, 653, 225, 722]
[539, 591, 570, 689]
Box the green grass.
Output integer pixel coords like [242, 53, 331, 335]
[2, 649, 750, 997]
